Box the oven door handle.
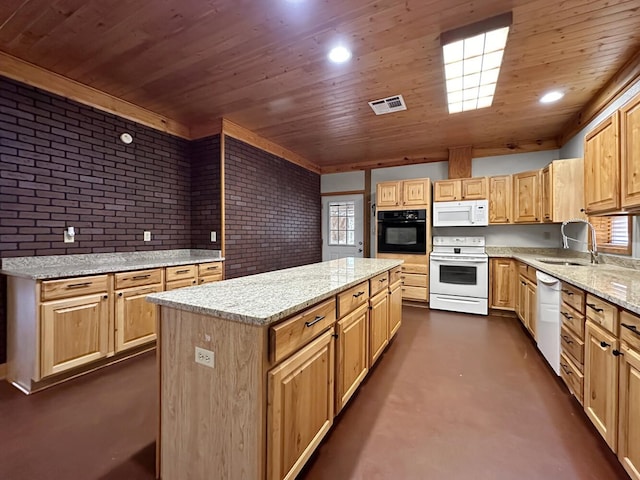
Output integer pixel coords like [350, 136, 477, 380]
[431, 258, 487, 263]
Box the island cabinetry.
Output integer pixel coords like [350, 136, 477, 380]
[489, 258, 515, 310]
[584, 113, 620, 214]
[488, 175, 512, 224]
[335, 303, 369, 413]
[618, 311, 640, 480]
[513, 170, 541, 223]
[388, 266, 402, 339]
[369, 287, 389, 367]
[41, 276, 110, 378]
[114, 269, 163, 353]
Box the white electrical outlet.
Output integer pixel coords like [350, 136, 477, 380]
[210, 231, 216, 242]
[195, 347, 215, 368]
[144, 231, 151, 242]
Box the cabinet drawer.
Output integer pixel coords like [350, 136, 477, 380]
[560, 352, 584, 404]
[560, 302, 585, 339]
[561, 324, 584, 368]
[198, 262, 223, 277]
[402, 264, 428, 274]
[585, 294, 618, 335]
[561, 283, 585, 313]
[338, 281, 369, 317]
[270, 298, 337, 364]
[620, 310, 640, 352]
[389, 266, 402, 286]
[198, 274, 223, 285]
[41, 275, 109, 301]
[166, 264, 197, 282]
[402, 273, 428, 287]
[165, 278, 197, 291]
[370, 272, 389, 296]
[114, 268, 163, 289]
[402, 285, 428, 301]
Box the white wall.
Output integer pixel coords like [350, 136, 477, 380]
[321, 171, 364, 193]
[472, 150, 559, 176]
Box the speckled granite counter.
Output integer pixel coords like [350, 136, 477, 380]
[0, 249, 224, 280]
[491, 250, 640, 316]
[147, 257, 402, 326]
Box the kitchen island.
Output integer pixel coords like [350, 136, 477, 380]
[147, 257, 403, 480]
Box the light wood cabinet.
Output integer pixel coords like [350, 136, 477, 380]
[541, 158, 585, 223]
[402, 179, 430, 206]
[621, 92, 640, 209]
[618, 342, 640, 480]
[41, 293, 110, 377]
[197, 261, 224, 284]
[584, 320, 620, 450]
[584, 113, 620, 214]
[388, 281, 402, 339]
[369, 290, 389, 367]
[376, 181, 402, 208]
[526, 280, 537, 339]
[267, 329, 335, 480]
[377, 178, 431, 208]
[434, 177, 487, 202]
[516, 274, 527, 322]
[115, 284, 162, 352]
[488, 175, 512, 224]
[335, 303, 368, 413]
[513, 170, 541, 223]
[490, 258, 515, 310]
[400, 263, 428, 302]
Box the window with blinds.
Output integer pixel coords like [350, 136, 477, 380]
[589, 216, 632, 255]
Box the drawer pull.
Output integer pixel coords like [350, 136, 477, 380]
[305, 316, 325, 327]
[613, 349, 624, 357]
[132, 274, 151, 280]
[561, 289, 574, 296]
[622, 323, 639, 336]
[175, 270, 190, 275]
[560, 363, 572, 375]
[561, 311, 573, 320]
[379, 278, 387, 283]
[562, 335, 573, 344]
[206, 266, 219, 270]
[600, 341, 611, 349]
[353, 291, 365, 298]
[67, 282, 92, 289]
[587, 303, 603, 313]
[118, 292, 123, 297]
[103, 295, 108, 300]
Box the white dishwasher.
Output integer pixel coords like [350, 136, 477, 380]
[536, 271, 561, 375]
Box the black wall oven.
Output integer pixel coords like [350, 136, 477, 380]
[377, 209, 427, 254]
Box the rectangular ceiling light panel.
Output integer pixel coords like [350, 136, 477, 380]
[441, 14, 511, 114]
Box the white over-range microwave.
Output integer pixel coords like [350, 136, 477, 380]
[432, 199, 489, 227]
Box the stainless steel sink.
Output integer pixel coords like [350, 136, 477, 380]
[536, 258, 589, 266]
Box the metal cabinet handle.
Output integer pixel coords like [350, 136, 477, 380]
[353, 291, 365, 298]
[622, 323, 639, 336]
[613, 349, 624, 357]
[561, 289, 574, 296]
[562, 335, 573, 344]
[379, 278, 387, 283]
[587, 303, 604, 313]
[561, 311, 573, 320]
[102, 295, 108, 299]
[175, 270, 190, 275]
[132, 274, 151, 280]
[305, 315, 325, 327]
[67, 282, 91, 289]
[206, 266, 219, 270]
[600, 341, 611, 349]
[118, 292, 123, 297]
[560, 363, 572, 375]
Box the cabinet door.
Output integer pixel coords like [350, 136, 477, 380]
[388, 282, 402, 339]
[516, 275, 527, 323]
[489, 175, 512, 224]
[461, 177, 487, 199]
[526, 281, 537, 339]
[618, 343, 640, 480]
[584, 321, 619, 450]
[336, 304, 368, 413]
[490, 259, 515, 310]
[584, 113, 620, 214]
[434, 180, 460, 202]
[377, 181, 401, 208]
[115, 284, 162, 352]
[621, 93, 640, 209]
[541, 165, 552, 222]
[402, 179, 429, 206]
[267, 329, 334, 480]
[369, 290, 389, 367]
[41, 293, 109, 378]
[513, 170, 540, 223]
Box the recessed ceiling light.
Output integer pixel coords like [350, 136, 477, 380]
[328, 46, 352, 64]
[440, 13, 512, 114]
[540, 91, 564, 104]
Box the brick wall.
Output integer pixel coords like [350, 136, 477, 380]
[0, 76, 193, 363]
[191, 136, 221, 249]
[224, 137, 321, 278]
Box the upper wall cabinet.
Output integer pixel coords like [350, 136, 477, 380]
[513, 170, 541, 223]
[584, 113, 620, 214]
[489, 175, 512, 224]
[541, 158, 585, 223]
[376, 178, 431, 209]
[434, 177, 487, 202]
[621, 92, 640, 209]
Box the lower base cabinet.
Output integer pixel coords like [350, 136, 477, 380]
[115, 284, 162, 352]
[335, 303, 369, 413]
[389, 281, 402, 339]
[267, 329, 335, 480]
[369, 290, 389, 367]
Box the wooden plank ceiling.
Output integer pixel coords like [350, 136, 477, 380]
[1, 0, 640, 172]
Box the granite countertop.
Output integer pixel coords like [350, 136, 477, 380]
[147, 257, 403, 326]
[0, 249, 224, 280]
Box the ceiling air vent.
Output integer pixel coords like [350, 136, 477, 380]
[368, 95, 407, 115]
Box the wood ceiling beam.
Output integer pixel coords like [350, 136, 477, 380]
[0, 52, 191, 139]
[320, 152, 449, 174]
[220, 119, 321, 174]
[448, 146, 473, 179]
[559, 48, 640, 146]
[472, 138, 559, 158]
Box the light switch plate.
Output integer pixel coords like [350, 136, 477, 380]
[195, 347, 215, 368]
[144, 231, 151, 242]
[210, 231, 216, 242]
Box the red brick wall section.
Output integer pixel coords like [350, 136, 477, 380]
[0, 76, 193, 362]
[224, 137, 321, 278]
[190, 135, 222, 249]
